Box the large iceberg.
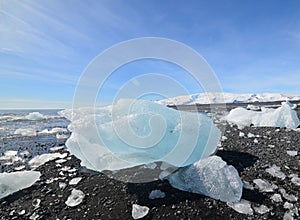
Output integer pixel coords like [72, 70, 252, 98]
[59, 99, 221, 173]
[166, 156, 243, 202]
[0, 171, 41, 199]
[225, 102, 300, 129]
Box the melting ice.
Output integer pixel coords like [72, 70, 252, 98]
[59, 99, 221, 172]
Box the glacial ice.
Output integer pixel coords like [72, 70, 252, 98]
[25, 112, 45, 120]
[166, 156, 242, 202]
[225, 102, 300, 129]
[0, 171, 41, 199]
[65, 189, 85, 207]
[132, 204, 149, 219]
[59, 99, 221, 172]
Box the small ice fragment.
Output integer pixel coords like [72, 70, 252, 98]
[253, 205, 270, 214]
[50, 146, 65, 152]
[148, 190, 166, 199]
[283, 211, 294, 220]
[271, 193, 283, 203]
[18, 210, 25, 215]
[14, 165, 25, 171]
[248, 133, 255, 138]
[268, 145, 275, 148]
[227, 199, 253, 215]
[239, 132, 245, 137]
[29, 212, 39, 220]
[29, 153, 68, 169]
[287, 151, 298, 156]
[55, 159, 67, 164]
[279, 188, 298, 202]
[221, 136, 228, 141]
[132, 204, 149, 219]
[69, 177, 82, 186]
[243, 181, 254, 190]
[284, 202, 294, 210]
[65, 189, 85, 207]
[254, 138, 258, 144]
[253, 179, 278, 192]
[143, 162, 157, 169]
[59, 182, 67, 190]
[291, 176, 300, 186]
[265, 164, 286, 180]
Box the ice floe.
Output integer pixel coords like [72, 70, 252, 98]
[59, 99, 221, 172]
[271, 193, 283, 203]
[0, 171, 41, 199]
[253, 205, 270, 214]
[132, 204, 149, 219]
[225, 102, 300, 129]
[166, 156, 242, 202]
[279, 188, 298, 202]
[291, 176, 300, 186]
[65, 189, 85, 207]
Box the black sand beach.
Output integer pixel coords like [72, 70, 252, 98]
[0, 106, 299, 220]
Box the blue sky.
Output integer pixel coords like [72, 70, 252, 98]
[1, 0, 300, 108]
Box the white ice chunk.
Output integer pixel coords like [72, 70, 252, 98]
[271, 193, 283, 203]
[29, 153, 68, 169]
[14, 128, 36, 137]
[0, 171, 41, 199]
[247, 104, 260, 111]
[25, 112, 45, 120]
[265, 164, 286, 180]
[279, 188, 298, 202]
[225, 102, 300, 129]
[65, 189, 85, 207]
[132, 204, 149, 219]
[291, 176, 300, 186]
[148, 190, 166, 199]
[253, 179, 278, 192]
[167, 156, 242, 202]
[59, 99, 221, 172]
[254, 205, 270, 214]
[227, 199, 253, 215]
[69, 177, 82, 186]
[247, 133, 255, 138]
[239, 132, 245, 137]
[284, 202, 294, 210]
[287, 151, 298, 156]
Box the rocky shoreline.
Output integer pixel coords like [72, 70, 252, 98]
[0, 122, 299, 220]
